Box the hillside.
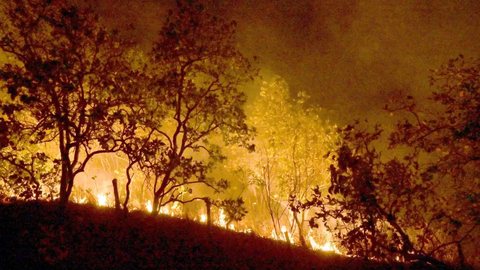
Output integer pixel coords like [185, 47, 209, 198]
[0, 201, 424, 270]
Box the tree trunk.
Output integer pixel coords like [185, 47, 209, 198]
[205, 198, 212, 226]
[59, 172, 68, 206]
[293, 211, 307, 247]
[457, 242, 465, 269]
[58, 129, 73, 208]
[152, 173, 172, 216]
[59, 163, 71, 208]
[123, 163, 135, 214]
[112, 178, 121, 211]
[152, 197, 160, 216]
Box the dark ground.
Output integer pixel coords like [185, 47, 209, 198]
[0, 201, 432, 269]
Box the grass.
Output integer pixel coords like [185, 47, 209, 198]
[0, 201, 424, 270]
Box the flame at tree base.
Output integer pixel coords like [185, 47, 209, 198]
[97, 194, 108, 207]
[74, 193, 341, 256]
[308, 230, 340, 253]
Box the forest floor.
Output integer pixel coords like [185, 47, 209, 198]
[0, 201, 432, 270]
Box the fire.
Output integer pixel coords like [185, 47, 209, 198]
[73, 196, 87, 204]
[218, 208, 227, 228]
[270, 225, 295, 244]
[80, 192, 340, 256]
[159, 201, 182, 216]
[308, 230, 340, 253]
[145, 200, 153, 213]
[97, 194, 108, 207]
[318, 242, 338, 253]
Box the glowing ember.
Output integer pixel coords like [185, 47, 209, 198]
[97, 194, 108, 207]
[200, 214, 207, 223]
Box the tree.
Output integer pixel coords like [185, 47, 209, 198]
[294, 56, 479, 268]
[0, 136, 59, 201]
[219, 198, 248, 227]
[0, 0, 138, 206]
[243, 77, 336, 246]
[128, 0, 257, 214]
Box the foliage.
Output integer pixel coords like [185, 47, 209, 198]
[0, 0, 139, 205]
[241, 76, 336, 244]
[0, 146, 59, 201]
[294, 56, 479, 268]
[219, 197, 248, 226]
[124, 0, 257, 214]
[0, 0, 257, 217]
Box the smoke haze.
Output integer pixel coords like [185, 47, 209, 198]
[88, 0, 480, 123]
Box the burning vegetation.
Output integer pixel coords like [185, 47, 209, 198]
[0, 0, 478, 269]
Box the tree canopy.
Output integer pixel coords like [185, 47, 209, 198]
[0, 0, 138, 205]
[0, 0, 257, 212]
[118, 0, 257, 214]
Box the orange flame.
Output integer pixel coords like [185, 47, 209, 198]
[97, 193, 108, 207]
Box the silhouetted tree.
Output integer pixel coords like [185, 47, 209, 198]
[0, 140, 59, 200]
[219, 198, 248, 227]
[126, 0, 257, 214]
[0, 0, 139, 206]
[293, 56, 479, 268]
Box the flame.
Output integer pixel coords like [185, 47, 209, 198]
[218, 208, 227, 228]
[159, 201, 182, 216]
[145, 200, 153, 213]
[270, 225, 295, 244]
[84, 191, 340, 255]
[319, 242, 338, 253]
[73, 196, 87, 204]
[308, 230, 340, 253]
[97, 193, 108, 207]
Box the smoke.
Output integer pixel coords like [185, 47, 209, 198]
[220, 0, 480, 124]
[86, 0, 480, 123]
